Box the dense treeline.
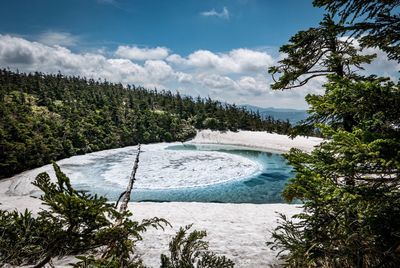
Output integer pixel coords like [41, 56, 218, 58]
[0, 69, 292, 178]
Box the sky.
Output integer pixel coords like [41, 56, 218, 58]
[0, 0, 398, 109]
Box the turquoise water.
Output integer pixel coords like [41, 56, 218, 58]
[64, 144, 294, 203]
[132, 144, 293, 203]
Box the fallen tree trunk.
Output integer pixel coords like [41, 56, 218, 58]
[119, 144, 141, 214]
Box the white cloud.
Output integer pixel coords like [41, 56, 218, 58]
[237, 76, 268, 95]
[144, 60, 174, 81]
[229, 49, 275, 72]
[197, 73, 236, 89]
[115, 46, 169, 60]
[0, 34, 328, 109]
[0, 35, 164, 88]
[338, 36, 400, 79]
[37, 31, 79, 47]
[200, 7, 230, 19]
[167, 48, 274, 74]
[361, 47, 400, 79]
[176, 72, 193, 83]
[1, 34, 397, 110]
[183, 50, 223, 68]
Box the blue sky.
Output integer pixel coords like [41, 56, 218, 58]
[0, 0, 398, 108]
[0, 0, 323, 53]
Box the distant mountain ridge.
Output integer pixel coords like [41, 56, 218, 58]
[242, 105, 308, 124]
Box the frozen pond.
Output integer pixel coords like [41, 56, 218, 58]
[7, 143, 294, 203]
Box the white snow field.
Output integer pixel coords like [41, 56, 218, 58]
[0, 131, 322, 267]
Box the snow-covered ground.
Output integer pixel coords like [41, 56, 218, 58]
[133, 202, 301, 268]
[189, 130, 322, 153]
[0, 131, 322, 267]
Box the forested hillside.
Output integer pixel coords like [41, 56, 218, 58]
[0, 69, 292, 178]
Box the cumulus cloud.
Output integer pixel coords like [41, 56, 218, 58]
[197, 73, 236, 89]
[361, 47, 400, 79]
[176, 72, 193, 83]
[167, 48, 274, 74]
[200, 7, 230, 19]
[1, 34, 397, 109]
[144, 60, 174, 81]
[37, 31, 79, 47]
[337, 36, 400, 79]
[115, 46, 169, 60]
[237, 76, 268, 95]
[0, 35, 170, 88]
[0, 34, 335, 108]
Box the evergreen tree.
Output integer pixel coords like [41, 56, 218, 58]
[161, 225, 235, 268]
[268, 1, 400, 267]
[268, 15, 375, 90]
[315, 0, 400, 61]
[0, 162, 168, 267]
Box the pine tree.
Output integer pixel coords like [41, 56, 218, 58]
[161, 225, 235, 268]
[0, 162, 168, 267]
[267, 1, 400, 267]
[314, 0, 400, 61]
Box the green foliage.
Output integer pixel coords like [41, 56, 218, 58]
[0, 162, 169, 267]
[202, 117, 222, 130]
[268, 15, 375, 90]
[268, 1, 400, 267]
[0, 70, 293, 178]
[0, 209, 49, 265]
[305, 76, 400, 134]
[313, 0, 400, 61]
[161, 225, 235, 268]
[73, 255, 145, 268]
[270, 127, 400, 267]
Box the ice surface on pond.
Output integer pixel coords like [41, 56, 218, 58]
[6, 143, 261, 195]
[6, 143, 294, 203]
[101, 144, 261, 189]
